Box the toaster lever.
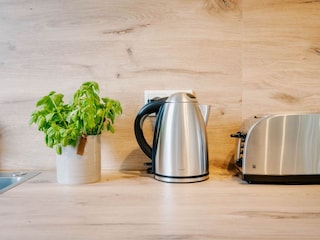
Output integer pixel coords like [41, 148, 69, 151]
[236, 158, 243, 167]
[230, 132, 246, 139]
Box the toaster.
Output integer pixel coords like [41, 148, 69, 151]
[231, 113, 320, 183]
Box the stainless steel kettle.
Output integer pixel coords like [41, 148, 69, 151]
[134, 92, 211, 183]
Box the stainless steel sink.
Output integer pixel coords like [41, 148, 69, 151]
[0, 171, 40, 194]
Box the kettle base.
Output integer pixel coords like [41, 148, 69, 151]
[155, 173, 209, 183]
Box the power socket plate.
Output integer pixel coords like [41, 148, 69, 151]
[144, 90, 194, 104]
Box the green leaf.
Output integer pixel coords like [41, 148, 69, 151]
[56, 145, 62, 155]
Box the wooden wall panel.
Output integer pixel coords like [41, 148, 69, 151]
[0, 0, 242, 172]
[5, 0, 318, 174]
[243, 0, 320, 119]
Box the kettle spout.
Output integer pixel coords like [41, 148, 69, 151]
[199, 105, 211, 125]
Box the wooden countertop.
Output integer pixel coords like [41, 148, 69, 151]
[1, 170, 320, 240]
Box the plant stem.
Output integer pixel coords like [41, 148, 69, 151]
[96, 108, 106, 134]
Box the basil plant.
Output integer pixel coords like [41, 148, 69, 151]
[30, 81, 122, 154]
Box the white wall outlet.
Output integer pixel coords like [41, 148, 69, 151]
[144, 90, 194, 104]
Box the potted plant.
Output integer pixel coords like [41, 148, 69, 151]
[30, 81, 122, 184]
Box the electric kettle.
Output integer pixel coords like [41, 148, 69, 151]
[134, 92, 211, 183]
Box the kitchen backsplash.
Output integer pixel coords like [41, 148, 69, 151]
[1, 0, 319, 171]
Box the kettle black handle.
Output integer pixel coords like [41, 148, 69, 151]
[134, 98, 167, 159]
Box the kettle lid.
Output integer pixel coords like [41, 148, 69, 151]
[166, 92, 198, 103]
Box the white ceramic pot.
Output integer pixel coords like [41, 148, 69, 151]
[56, 135, 101, 184]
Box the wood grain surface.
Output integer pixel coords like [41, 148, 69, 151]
[1, 171, 320, 239]
[242, 0, 320, 118]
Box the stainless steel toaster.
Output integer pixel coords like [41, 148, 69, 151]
[231, 113, 320, 183]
